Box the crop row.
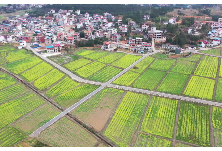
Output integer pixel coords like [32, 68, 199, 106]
[64, 58, 92, 71]
[130, 56, 155, 73]
[74, 50, 95, 56]
[149, 58, 175, 71]
[171, 60, 196, 75]
[84, 51, 110, 60]
[98, 52, 125, 64]
[0, 74, 17, 90]
[5, 49, 32, 63]
[111, 54, 142, 68]
[112, 71, 140, 86]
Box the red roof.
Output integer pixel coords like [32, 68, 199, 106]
[67, 37, 73, 40]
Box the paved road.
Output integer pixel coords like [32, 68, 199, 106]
[30, 85, 105, 137]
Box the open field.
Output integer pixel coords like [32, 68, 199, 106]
[112, 71, 140, 86]
[194, 56, 218, 78]
[55, 84, 99, 108]
[111, 54, 142, 68]
[156, 72, 189, 95]
[178, 54, 201, 62]
[64, 58, 92, 71]
[73, 88, 124, 131]
[48, 54, 79, 65]
[166, 8, 199, 16]
[88, 66, 122, 82]
[74, 61, 106, 78]
[134, 133, 171, 147]
[149, 59, 175, 71]
[141, 97, 178, 139]
[104, 92, 149, 147]
[170, 60, 196, 75]
[98, 52, 125, 64]
[176, 102, 210, 147]
[0, 10, 26, 21]
[133, 69, 166, 90]
[130, 56, 155, 73]
[38, 117, 98, 147]
[199, 49, 221, 56]
[183, 76, 215, 100]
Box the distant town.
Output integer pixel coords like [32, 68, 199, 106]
[0, 4, 222, 55]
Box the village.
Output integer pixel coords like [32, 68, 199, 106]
[0, 5, 222, 56]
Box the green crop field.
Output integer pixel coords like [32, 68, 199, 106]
[88, 66, 122, 82]
[176, 102, 210, 147]
[200, 49, 221, 56]
[219, 58, 222, 77]
[84, 51, 110, 60]
[39, 117, 98, 147]
[134, 134, 171, 147]
[0, 74, 17, 89]
[0, 126, 26, 147]
[130, 57, 155, 73]
[104, 92, 149, 147]
[98, 52, 125, 64]
[64, 58, 92, 71]
[133, 69, 166, 90]
[214, 130, 222, 147]
[111, 54, 142, 68]
[0, 46, 16, 52]
[141, 97, 178, 138]
[178, 54, 201, 62]
[112, 71, 140, 86]
[0, 93, 45, 129]
[194, 56, 218, 78]
[20, 62, 53, 82]
[5, 49, 32, 63]
[212, 107, 222, 130]
[149, 59, 175, 71]
[13, 103, 60, 135]
[171, 60, 196, 75]
[183, 76, 215, 100]
[216, 78, 222, 102]
[74, 50, 95, 56]
[4, 57, 42, 74]
[0, 84, 29, 104]
[156, 72, 189, 95]
[74, 61, 106, 78]
[55, 84, 99, 108]
[34, 69, 64, 90]
[175, 142, 192, 147]
[46, 77, 80, 98]
[73, 88, 124, 131]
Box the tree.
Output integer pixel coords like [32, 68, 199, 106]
[80, 32, 84, 38]
[74, 26, 78, 32]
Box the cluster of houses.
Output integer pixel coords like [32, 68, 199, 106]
[0, 6, 222, 54]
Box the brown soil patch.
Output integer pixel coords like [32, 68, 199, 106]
[167, 9, 199, 16]
[85, 107, 112, 131]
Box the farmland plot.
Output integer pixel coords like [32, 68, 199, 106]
[194, 55, 218, 78]
[130, 56, 155, 73]
[74, 61, 106, 78]
[141, 97, 178, 138]
[216, 78, 222, 102]
[4, 57, 42, 74]
[183, 76, 215, 100]
[0, 126, 26, 147]
[0, 46, 16, 52]
[156, 72, 189, 95]
[84, 51, 110, 60]
[0, 74, 17, 89]
[111, 54, 142, 68]
[178, 54, 201, 62]
[46, 77, 80, 98]
[133, 69, 166, 90]
[214, 130, 222, 147]
[39, 117, 98, 147]
[49, 54, 79, 65]
[55, 84, 99, 108]
[219, 58, 222, 77]
[212, 107, 222, 130]
[98, 52, 125, 64]
[104, 92, 149, 147]
[73, 88, 124, 131]
[64, 58, 92, 71]
[134, 134, 171, 147]
[13, 103, 60, 135]
[5, 49, 32, 63]
[176, 102, 210, 147]
[171, 60, 196, 75]
[74, 50, 95, 56]
[149, 59, 175, 71]
[34, 69, 65, 90]
[0, 84, 29, 104]
[112, 71, 140, 86]
[20, 62, 53, 82]
[0, 93, 45, 129]
[200, 49, 221, 56]
[175, 142, 192, 147]
[88, 66, 122, 82]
